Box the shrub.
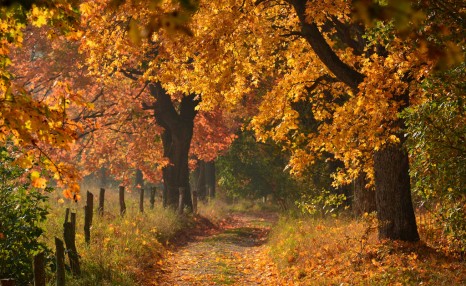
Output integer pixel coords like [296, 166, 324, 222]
[403, 65, 465, 255]
[0, 146, 50, 285]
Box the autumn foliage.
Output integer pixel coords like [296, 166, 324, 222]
[0, 1, 464, 283]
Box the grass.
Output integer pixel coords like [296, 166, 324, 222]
[38, 189, 463, 285]
[267, 213, 466, 285]
[198, 197, 279, 224]
[38, 193, 275, 285]
[41, 187, 183, 285]
[197, 198, 231, 223]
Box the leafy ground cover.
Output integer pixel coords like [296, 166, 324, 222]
[152, 209, 464, 286]
[37, 195, 465, 285]
[268, 214, 466, 285]
[155, 211, 280, 285]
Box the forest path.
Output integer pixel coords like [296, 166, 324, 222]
[155, 211, 281, 285]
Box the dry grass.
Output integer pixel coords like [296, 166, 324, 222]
[197, 197, 279, 225]
[197, 198, 230, 223]
[268, 214, 465, 285]
[42, 188, 182, 285]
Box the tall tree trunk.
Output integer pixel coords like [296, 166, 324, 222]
[205, 160, 216, 198]
[374, 143, 419, 241]
[135, 169, 144, 189]
[192, 160, 215, 200]
[151, 82, 198, 211]
[190, 163, 200, 197]
[353, 173, 377, 216]
[99, 167, 107, 189]
[196, 161, 207, 200]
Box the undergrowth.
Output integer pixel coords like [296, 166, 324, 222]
[197, 198, 230, 223]
[268, 214, 465, 285]
[198, 197, 278, 224]
[41, 188, 183, 285]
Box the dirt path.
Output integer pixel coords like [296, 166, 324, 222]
[155, 211, 281, 285]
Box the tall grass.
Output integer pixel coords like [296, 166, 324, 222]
[198, 197, 279, 224]
[41, 187, 182, 285]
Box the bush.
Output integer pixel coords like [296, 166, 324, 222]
[295, 189, 347, 217]
[0, 146, 51, 284]
[403, 65, 465, 255]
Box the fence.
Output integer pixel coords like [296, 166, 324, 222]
[1, 185, 169, 286]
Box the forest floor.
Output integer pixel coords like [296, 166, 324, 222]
[151, 211, 281, 285]
[140, 209, 465, 286]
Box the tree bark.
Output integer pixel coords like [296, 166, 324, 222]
[290, 0, 364, 91]
[139, 188, 144, 213]
[135, 169, 144, 188]
[150, 186, 156, 209]
[99, 167, 107, 189]
[196, 161, 207, 200]
[374, 144, 419, 241]
[205, 160, 216, 198]
[353, 173, 377, 216]
[192, 188, 198, 214]
[150, 82, 199, 211]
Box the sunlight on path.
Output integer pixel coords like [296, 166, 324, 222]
[157, 212, 281, 285]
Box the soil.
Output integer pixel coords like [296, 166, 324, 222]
[148, 211, 280, 285]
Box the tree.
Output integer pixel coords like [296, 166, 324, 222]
[1, 0, 201, 196]
[0, 145, 50, 285]
[403, 64, 465, 252]
[150, 82, 199, 209]
[7, 0, 462, 241]
[2, 3, 88, 196]
[75, 0, 242, 210]
[225, 0, 418, 240]
[244, 0, 462, 241]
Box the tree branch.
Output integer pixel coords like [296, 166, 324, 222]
[289, 0, 365, 91]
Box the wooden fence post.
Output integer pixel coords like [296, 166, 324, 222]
[63, 210, 81, 276]
[119, 186, 126, 216]
[33, 252, 45, 286]
[98, 188, 105, 216]
[139, 188, 144, 213]
[84, 205, 91, 244]
[64, 208, 69, 224]
[70, 212, 76, 233]
[178, 187, 185, 215]
[150, 187, 156, 210]
[55, 237, 65, 286]
[0, 279, 15, 286]
[84, 191, 94, 244]
[86, 191, 94, 223]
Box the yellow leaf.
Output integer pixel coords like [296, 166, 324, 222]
[32, 176, 47, 189]
[15, 153, 34, 169]
[31, 170, 40, 180]
[31, 6, 48, 27]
